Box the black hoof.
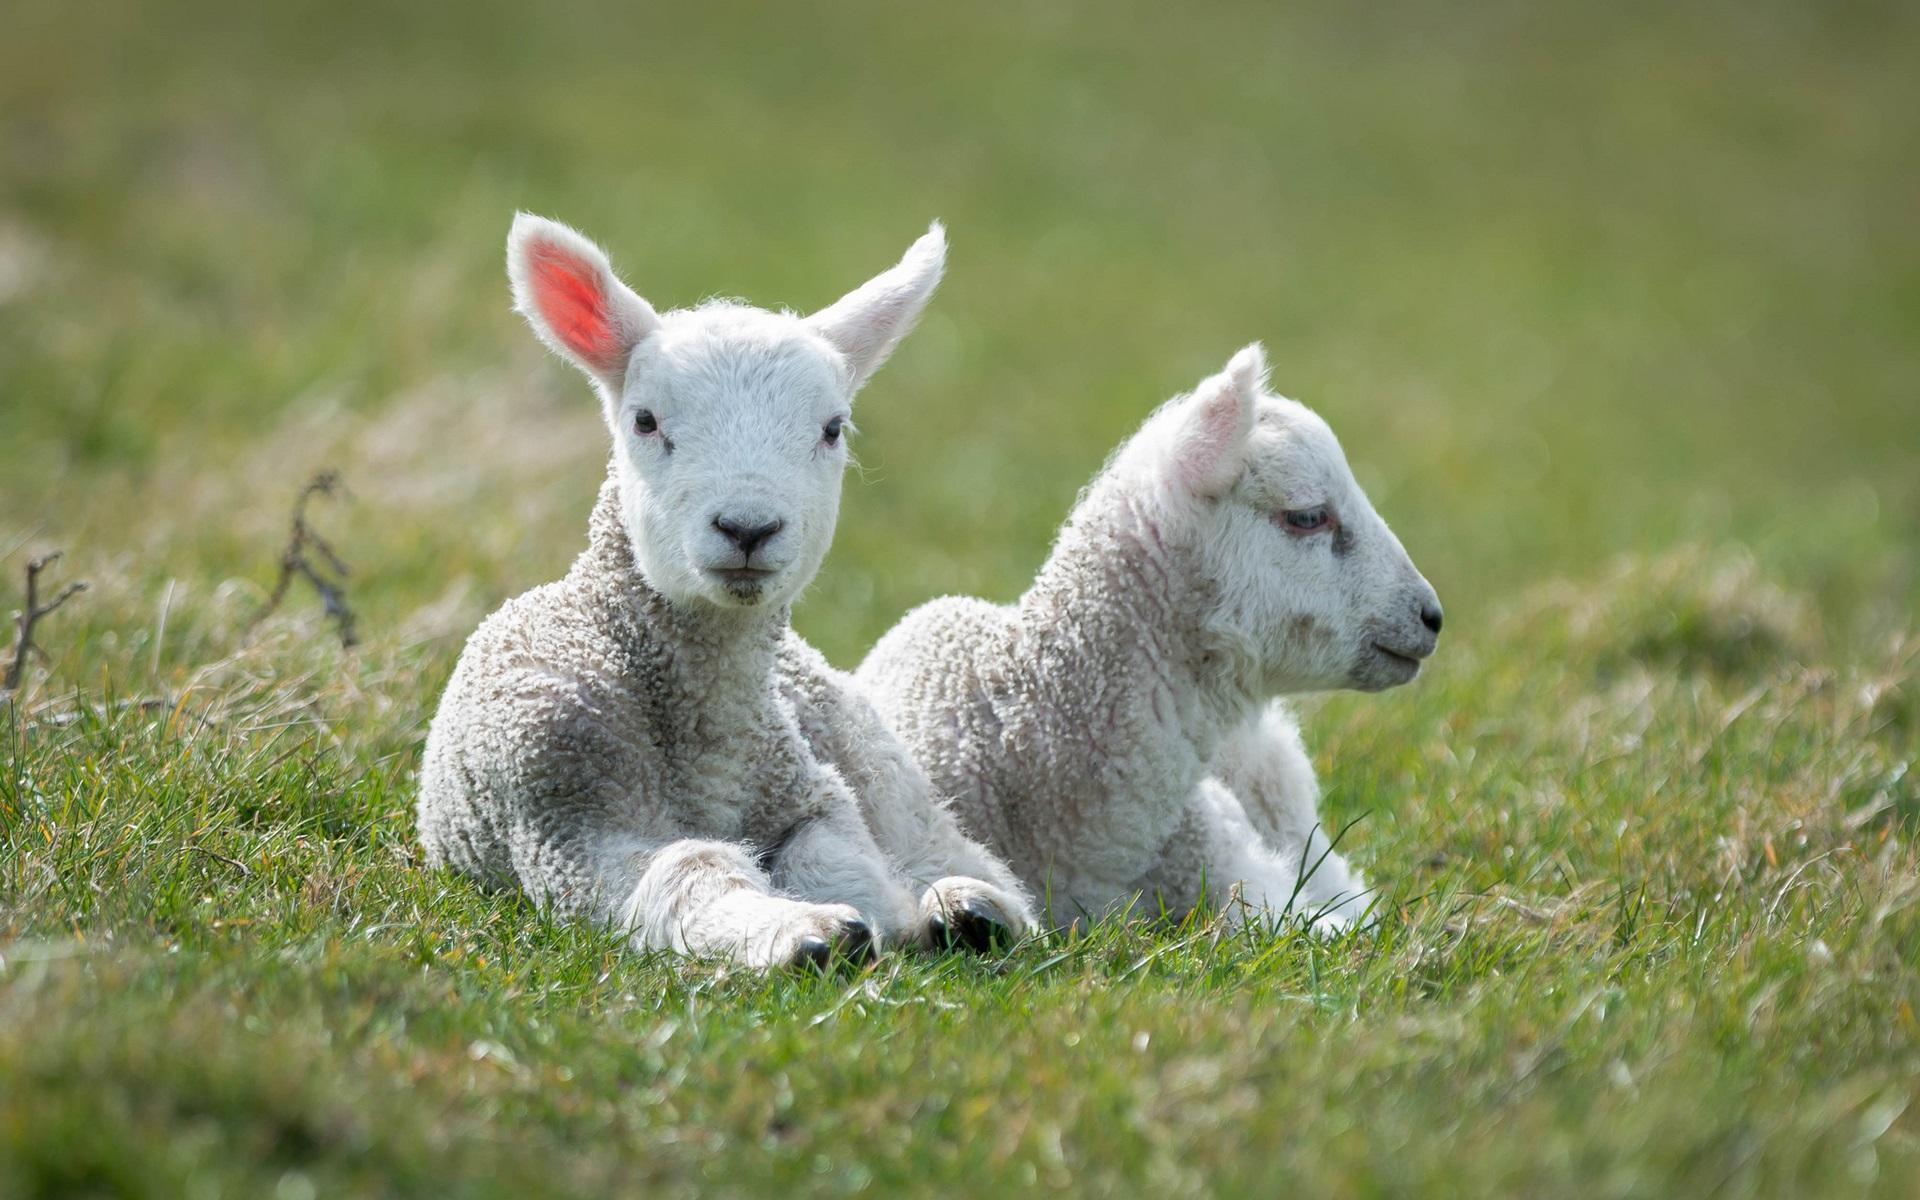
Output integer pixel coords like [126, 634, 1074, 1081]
[793, 935, 834, 970]
[837, 919, 875, 965]
[935, 899, 1012, 953]
[956, 898, 1013, 951]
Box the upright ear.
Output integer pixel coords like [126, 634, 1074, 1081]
[506, 213, 660, 397]
[806, 222, 947, 390]
[1169, 343, 1265, 495]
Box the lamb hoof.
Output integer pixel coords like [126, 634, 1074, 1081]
[837, 918, 875, 964]
[790, 921, 874, 971]
[792, 935, 835, 970]
[933, 898, 1012, 953]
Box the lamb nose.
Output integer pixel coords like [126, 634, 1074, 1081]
[1420, 600, 1444, 635]
[713, 516, 784, 555]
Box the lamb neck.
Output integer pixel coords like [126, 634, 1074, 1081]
[576, 477, 786, 754]
[1015, 487, 1257, 789]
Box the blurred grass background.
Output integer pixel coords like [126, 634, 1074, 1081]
[3, 1, 1919, 1196]
[5, 0, 1915, 665]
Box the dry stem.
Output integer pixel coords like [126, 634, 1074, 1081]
[4, 551, 88, 693]
[252, 470, 359, 648]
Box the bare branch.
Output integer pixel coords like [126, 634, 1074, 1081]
[249, 470, 360, 648]
[5, 551, 90, 694]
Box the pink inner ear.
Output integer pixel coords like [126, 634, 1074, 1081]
[1178, 386, 1247, 489]
[527, 241, 619, 369]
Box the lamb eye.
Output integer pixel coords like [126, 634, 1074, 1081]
[822, 416, 845, 445]
[1280, 506, 1331, 533]
[633, 409, 659, 435]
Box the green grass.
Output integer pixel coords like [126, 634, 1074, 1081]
[3, 0, 1918, 1195]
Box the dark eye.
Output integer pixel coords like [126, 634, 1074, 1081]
[633, 409, 659, 435]
[1279, 506, 1331, 533]
[822, 416, 845, 445]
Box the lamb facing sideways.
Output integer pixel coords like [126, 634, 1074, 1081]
[418, 214, 1033, 969]
[858, 344, 1442, 932]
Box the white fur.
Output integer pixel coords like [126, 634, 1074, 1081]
[419, 215, 1030, 969]
[858, 344, 1441, 932]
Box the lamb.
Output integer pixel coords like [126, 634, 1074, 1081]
[418, 214, 1032, 969]
[857, 344, 1442, 932]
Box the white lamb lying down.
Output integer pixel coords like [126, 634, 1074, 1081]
[418, 214, 1032, 969]
[859, 345, 1442, 932]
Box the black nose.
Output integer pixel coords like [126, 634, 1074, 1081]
[1420, 599, 1444, 635]
[713, 515, 784, 556]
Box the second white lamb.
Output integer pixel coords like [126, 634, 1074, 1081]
[858, 345, 1442, 932]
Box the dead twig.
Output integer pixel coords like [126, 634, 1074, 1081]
[251, 470, 359, 648]
[189, 843, 254, 877]
[4, 551, 88, 693]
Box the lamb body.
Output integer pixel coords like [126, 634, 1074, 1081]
[419, 215, 1030, 968]
[859, 345, 1442, 930]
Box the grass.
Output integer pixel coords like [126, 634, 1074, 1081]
[3, 0, 1918, 1195]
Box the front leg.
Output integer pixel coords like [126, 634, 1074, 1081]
[1209, 701, 1326, 851]
[1206, 702, 1374, 931]
[857, 752, 1036, 949]
[902, 831, 1036, 951]
[1128, 779, 1373, 933]
[776, 633, 1035, 949]
[766, 804, 922, 951]
[621, 838, 879, 968]
[1191, 778, 1375, 933]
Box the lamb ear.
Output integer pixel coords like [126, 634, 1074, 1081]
[507, 213, 660, 397]
[805, 222, 946, 389]
[1169, 343, 1265, 495]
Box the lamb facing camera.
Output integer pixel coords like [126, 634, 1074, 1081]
[418, 214, 1032, 969]
[858, 344, 1442, 933]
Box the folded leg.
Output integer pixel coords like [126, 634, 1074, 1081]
[620, 836, 877, 968]
[778, 635, 1035, 945]
[1188, 779, 1373, 932]
[1202, 702, 1373, 930]
[485, 708, 888, 969]
[764, 800, 922, 950]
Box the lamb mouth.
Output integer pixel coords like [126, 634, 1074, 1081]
[709, 566, 778, 597]
[1370, 643, 1424, 671]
